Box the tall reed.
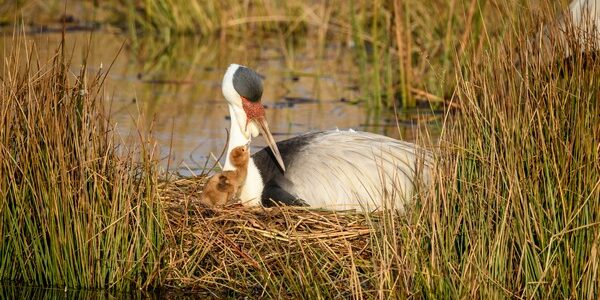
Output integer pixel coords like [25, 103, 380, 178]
[423, 13, 600, 297]
[0, 32, 163, 290]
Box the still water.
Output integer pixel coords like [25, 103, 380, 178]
[1, 30, 439, 175]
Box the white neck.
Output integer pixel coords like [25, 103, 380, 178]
[224, 104, 250, 170]
[224, 104, 264, 206]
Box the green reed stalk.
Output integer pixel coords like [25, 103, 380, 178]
[0, 33, 163, 291]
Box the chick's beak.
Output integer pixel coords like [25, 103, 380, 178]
[254, 117, 286, 172]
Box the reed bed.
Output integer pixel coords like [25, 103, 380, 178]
[0, 33, 162, 291]
[425, 24, 600, 298]
[0, 1, 598, 298]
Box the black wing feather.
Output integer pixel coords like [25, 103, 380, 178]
[252, 131, 321, 206]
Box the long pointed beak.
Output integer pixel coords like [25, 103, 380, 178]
[254, 117, 286, 172]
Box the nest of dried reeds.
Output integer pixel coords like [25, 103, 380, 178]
[157, 176, 406, 298]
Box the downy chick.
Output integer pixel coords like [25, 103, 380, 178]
[200, 145, 250, 207]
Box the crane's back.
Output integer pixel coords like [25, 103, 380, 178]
[252, 130, 432, 211]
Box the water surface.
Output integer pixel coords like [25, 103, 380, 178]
[1, 30, 439, 175]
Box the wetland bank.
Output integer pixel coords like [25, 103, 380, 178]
[0, 0, 598, 298]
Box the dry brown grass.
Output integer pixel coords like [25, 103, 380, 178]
[0, 31, 162, 290]
[158, 177, 385, 297]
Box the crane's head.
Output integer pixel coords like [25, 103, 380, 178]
[222, 64, 285, 171]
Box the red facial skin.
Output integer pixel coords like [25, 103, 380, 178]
[241, 96, 265, 130]
[240, 95, 286, 172]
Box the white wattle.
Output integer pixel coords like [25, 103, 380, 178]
[224, 104, 264, 206]
[223, 105, 249, 170]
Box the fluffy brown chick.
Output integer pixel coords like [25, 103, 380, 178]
[200, 145, 250, 207]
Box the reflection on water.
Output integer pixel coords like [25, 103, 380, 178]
[0, 31, 439, 175]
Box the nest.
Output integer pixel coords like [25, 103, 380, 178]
[157, 176, 403, 297]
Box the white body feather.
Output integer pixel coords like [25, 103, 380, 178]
[247, 130, 432, 212]
[531, 0, 600, 61]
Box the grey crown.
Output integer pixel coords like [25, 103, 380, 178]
[232, 66, 263, 103]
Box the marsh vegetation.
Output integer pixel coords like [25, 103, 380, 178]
[0, 0, 598, 298]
